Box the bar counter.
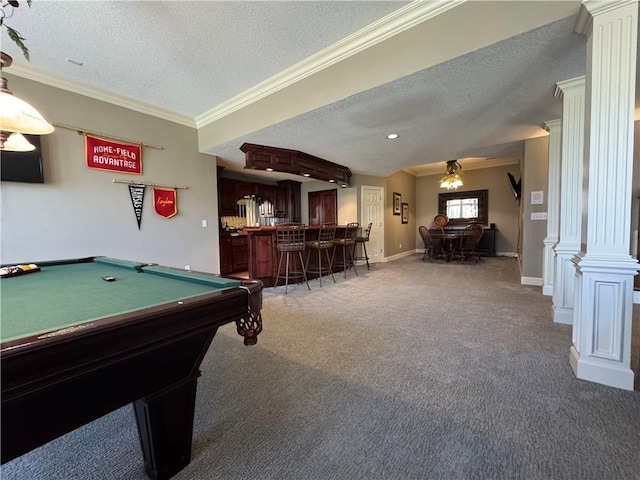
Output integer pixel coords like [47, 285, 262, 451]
[244, 225, 352, 287]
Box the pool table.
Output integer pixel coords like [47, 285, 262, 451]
[1, 256, 263, 480]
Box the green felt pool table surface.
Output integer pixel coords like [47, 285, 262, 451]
[1, 257, 242, 343]
[1, 257, 262, 479]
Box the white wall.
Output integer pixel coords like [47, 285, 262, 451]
[1, 74, 221, 273]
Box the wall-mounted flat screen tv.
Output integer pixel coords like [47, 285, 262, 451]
[507, 172, 521, 201]
[1, 135, 45, 183]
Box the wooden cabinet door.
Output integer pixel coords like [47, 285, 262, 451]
[236, 181, 255, 200]
[219, 236, 232, 274]
[278, 180, 301, 223]
[274, 188, 287, 218]
[308, 189, 337, 225]
[218, 179, 237, 216]
[231, 237, 249, 271]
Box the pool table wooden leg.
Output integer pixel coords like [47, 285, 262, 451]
[134, 373, 199, 480]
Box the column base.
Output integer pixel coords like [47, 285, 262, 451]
[570, 346, 635, 391]
[553, 304, 573, 325]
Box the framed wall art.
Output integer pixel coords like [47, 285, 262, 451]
[401, 202, 409, 224]
[393, 192, 401, 215]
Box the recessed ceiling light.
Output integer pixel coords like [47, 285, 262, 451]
[387, 133, 399, 140]
[302, 172, 311, 177]
[329, 179, 336, 183]
[265, 168, 273, 172]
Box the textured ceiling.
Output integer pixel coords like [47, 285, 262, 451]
[212, 14, 585, 178]
[3, 1, 405, 118]
[1, 1, 588, 181]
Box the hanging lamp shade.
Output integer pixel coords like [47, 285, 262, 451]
[439, 160, 464, 190]
[0, 52, 54, 136]
[0, 131, 35, 151]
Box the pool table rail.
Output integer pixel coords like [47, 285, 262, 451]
[1, 259, 264, 480]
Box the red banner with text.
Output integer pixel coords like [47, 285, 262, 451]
[154, 188, 177, 218]
[86, 135, 142, 174]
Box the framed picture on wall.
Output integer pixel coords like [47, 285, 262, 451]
[393, 192, 401, 215]
[401, 203, 409, 224]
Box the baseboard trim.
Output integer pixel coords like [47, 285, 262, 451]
[570, 346, 635, 391]
[386, 250, 417, 262]
[553, 306, 573, 325]
[521, 276, 543, 286]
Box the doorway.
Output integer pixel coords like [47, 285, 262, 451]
[360, 185, 384, 265]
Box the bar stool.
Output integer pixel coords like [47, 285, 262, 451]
[274, 224, 309, 293]
[332, 222, 359, 278]
[353, 222, 372, 270]
[305, 223, 336, 287]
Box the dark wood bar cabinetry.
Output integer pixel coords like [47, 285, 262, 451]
[217, 170, 301, 223]
[217, 167, 303, 273]
[219, 233, 249, 275]
[241, 143, 352, 187]
[246, 226, 352, 287]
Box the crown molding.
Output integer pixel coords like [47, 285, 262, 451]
[406, 157, 520, 177]
[6, 64, 196, 128]
[194, 0, 465, 128]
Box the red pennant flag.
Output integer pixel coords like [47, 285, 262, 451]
[154, 188, 177, 218]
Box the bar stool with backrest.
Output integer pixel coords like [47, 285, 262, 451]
[305, 223, 336, 287]
[353, 222, 373, 270]
[274, 224, 310, 293]
[332, 222, 359, 278]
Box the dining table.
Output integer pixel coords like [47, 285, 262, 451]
[430, 230, 464, 262]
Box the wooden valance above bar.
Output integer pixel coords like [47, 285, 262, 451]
[240, 143, 352, 187]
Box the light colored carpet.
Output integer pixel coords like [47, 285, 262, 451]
[2, 255, 639, 480]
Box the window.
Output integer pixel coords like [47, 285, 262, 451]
[438, 189, 488, 226]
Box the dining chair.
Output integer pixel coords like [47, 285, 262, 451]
[419, 225, 445, 261]
[453, 223, 484, 263]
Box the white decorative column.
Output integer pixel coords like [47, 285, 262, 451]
[552, 77, 585, 324]
[542, 119, 561, 296]
[571, 0, 640, 390]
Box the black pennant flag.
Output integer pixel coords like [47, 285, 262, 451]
[128, 184, 146, 229]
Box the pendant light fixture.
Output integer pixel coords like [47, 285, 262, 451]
[0, 131, 35, 151]
[439, 160, 464, 190]
[0, 52, 54, 150]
